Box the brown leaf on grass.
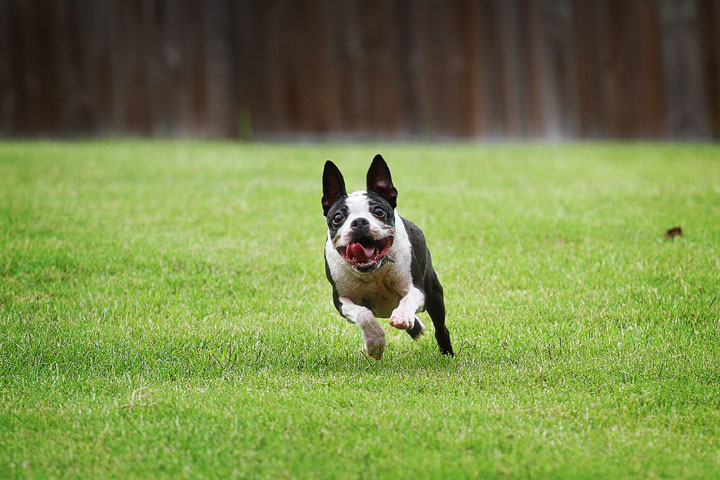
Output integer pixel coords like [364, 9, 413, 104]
[664, 226, 683, 240]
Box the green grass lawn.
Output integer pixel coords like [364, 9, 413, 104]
[1, 141, 719, 479]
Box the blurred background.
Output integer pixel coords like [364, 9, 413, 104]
[0, 0, 718, 141]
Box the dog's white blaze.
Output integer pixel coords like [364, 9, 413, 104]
[330, 191, 390, 246]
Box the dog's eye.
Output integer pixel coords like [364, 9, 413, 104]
[332, 212, 345, 225]
[372, 206, 385, 218]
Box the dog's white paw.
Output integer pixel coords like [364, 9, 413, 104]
[364, 338, 385, 361]
[389, 308, 415, 330]
[362, 324, 386, 361]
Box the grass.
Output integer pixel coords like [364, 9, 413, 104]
[1, 140, 719, 479]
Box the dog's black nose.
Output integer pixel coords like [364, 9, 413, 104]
[351, 217, 370, 231]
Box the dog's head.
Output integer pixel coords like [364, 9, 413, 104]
[322, 154, 398, 273]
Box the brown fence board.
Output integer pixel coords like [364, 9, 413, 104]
[659, 0, 711, 139]
[637, 0, 666, 139]
[699, 0, 720, 139]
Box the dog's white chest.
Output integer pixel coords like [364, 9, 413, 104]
[333, 268, 403, 318]
[325, 211, 414, 318]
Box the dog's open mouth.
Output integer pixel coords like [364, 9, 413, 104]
[337, 236, 393, 271]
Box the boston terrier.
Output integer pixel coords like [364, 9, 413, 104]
[322, 154, 454, 360]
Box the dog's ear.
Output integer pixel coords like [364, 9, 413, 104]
[322, 160, 347, 216]
[366, 154, 397, 208]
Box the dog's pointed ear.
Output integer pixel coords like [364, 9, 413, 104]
[366, 154, 397, 208]
[322, 160, 347, 216]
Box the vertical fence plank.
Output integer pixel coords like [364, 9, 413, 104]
[0, 0, 15, 134]
[415, 0, 449, 136]
[359, 0, 406, 136]
[324, 0, 358, 134]
[530, 0, 573, 138]
[120, 0, 152, 135]
[659, 0, 710, 139]
[231, 0, 253, 139]
[523, 0, 544, 137]
[182, 0, 208, 135]
[393, 0, 421, 136]
[144, 0, 183, 136]
[27, 0, 61, 133]
[698, 0, 720, 139]
[475, 0, 504, 137]
[107, 1, 127, 132]
[266, 0, 301, 134]
[570, 0, 603, 138]
[234, 0, 269, 136]
[308, 0, 340, 134]
[602, 1, 639, 138]
[64, 1, 91, 134]
[84, 1, 116, 135]
[497, 0, 528, 137]
[637, 0, 665, 139]
[444, 0, 481, 137]
[202, 0, 237, 138]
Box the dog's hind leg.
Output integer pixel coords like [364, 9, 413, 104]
[425, 273, 454, 356]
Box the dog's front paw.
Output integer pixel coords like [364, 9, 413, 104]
[362, 324, 386, 361]
[365, 338, 385, 361]
[389, 308, 415, 330]
[364, 334, 386, 361]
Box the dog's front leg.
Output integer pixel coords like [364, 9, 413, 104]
[389, 285, 425, 331]
[339, 296, 386, 360]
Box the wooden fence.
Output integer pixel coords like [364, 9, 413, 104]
[1, 0, 719, 140]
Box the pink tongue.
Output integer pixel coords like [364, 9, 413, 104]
[347, 243, 375, 262]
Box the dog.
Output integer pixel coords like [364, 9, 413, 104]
[322, 154, 454, 360]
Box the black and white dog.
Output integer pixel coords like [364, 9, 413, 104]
[322, 155, 454, 360]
